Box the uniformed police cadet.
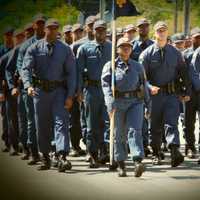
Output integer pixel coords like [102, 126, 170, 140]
[16, 14, 46, 165]
[123, 24, 137, 42]
[171, 33, 186, 52]
[171, 33, 187, 156]
[72, 23, 84, 43]
[24, 23, 34, 40]
[102, 37, 150, 177]
[69, 16, 96, 158]
[131, 18, 154, 157]
[77, 20, 111, 168]
[183, 27, 200, 158]
[139, 21, 191, 167]
[131, 18, 154, 61]
[0, 29, 25, 156]
[189, 46, 200, 164]
[62, 25, 73, 45]
[0, 26, 14, 152]
[21, 18, 76, 172]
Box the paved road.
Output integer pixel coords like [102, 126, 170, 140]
[0, 119, 200, 200]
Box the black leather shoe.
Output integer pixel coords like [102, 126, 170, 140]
[171, 146, 184, 167]
[159, 151, 165, 160]
[118, 161, 127, 177]
[152, 155, 162, 165]
[109, 161, 118, 171]
[1, 146, 10, 153]
[9, 147, 19, 156]
[134, 162, 145, 177]
[21, 154, 30, 160]
[51, 155, 59, 168]
[37, 155, 51, 170]
[198, 158, 200, 165]
[28, 156, 40, 165]
[58, 159, 72, 172]
[98, 155, 109, 165]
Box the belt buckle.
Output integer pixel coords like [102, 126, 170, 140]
[124, 93, 130, 98]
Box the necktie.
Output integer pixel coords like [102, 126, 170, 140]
[140, 41, 148, 51]
[97, 44, 104, 57]
[159, 48, 164, 62]
[47, 43, 54, 57]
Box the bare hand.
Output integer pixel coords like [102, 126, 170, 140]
[64, 97, 73, 110]
[11, 88, 20, 97]
[77, 93, 84, 103]
[150, 86, 160, 95]
[0, 94, 5, 102]
[27, 86, 36, 97]
[179, 96, 190, 102]
[109, 109, 116, 119]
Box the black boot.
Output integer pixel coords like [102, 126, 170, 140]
[134, 161, 145, 178]
[51, 153, 59, 168]
[58, 152, 72, 172]
[37, 154, 51, 170]
[9, 146, 19, 156]
[118, 161, 126, 177]
[89, 152, 99, 168]
[187, 145, 197, 159]
[152, 148, 162, 165]
[1, 143, 10, 153]
[109, 161, 118, 171]
[98, 144, 109, 164]
[28, 154, 40, 165]
[170, 145, 184, 167]
[21, 147, 30, 160]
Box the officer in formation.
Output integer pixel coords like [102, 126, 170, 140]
[1, 15, 200, 178]
[139, 21, 191, 166]
[190, 46, 200, 164]
[21, 18, 76, 172]
[69, 16, 96, 158]
[101, 37, 150, 177]
[0, 27, 14, 153]
[183, 27, 200, 158]
[77, 20, 111, 168]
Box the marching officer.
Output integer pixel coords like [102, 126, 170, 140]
[131, 18, 154, 157]
[102, 37, 150, 177]
[189, 47, 200, 164]
[21, 18, 76, 172]
[0, 29, 25, 155]
[0, 26, 14, 152]
[77, 20, 111, 168]
[139, 21, 191, 167]
[16, 14, 46, 165]
[183, 27, 200, 158]
[62, 25, 73, 45]
[123, 24, 137, 42]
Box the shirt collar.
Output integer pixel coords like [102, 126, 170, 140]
[116, 56, 131, 66]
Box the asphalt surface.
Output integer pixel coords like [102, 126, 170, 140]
[0, 119, 200, 200]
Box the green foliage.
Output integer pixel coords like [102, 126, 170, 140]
[0, 0, 79, 43]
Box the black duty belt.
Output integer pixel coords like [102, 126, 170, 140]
[85, 79, 101, 87]
[33, 77, 66, 92]
[158, 82, 176, 94]
[115, 90, 138, 98]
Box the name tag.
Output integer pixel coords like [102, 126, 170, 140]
[151, 59, 159, 63]
[88, 55, 97, 59]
